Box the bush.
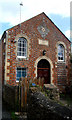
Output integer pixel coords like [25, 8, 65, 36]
[11, 112, 18, 120]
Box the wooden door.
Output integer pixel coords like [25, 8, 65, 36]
[37, 68, 50, 84]
[37, 59, 50, 84]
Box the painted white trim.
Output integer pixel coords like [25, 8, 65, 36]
[17, 56, 27, 58]
[16, 81, 19, 82]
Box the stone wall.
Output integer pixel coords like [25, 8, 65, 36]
[3, 85, 17, 109]
[27, 90, 72, 120]
[3, 85, 72, 119]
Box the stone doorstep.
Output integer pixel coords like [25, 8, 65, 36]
[43, 84, 60, 100]
[44, 84, 57, 89]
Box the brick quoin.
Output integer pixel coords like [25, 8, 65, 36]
[1, 12, 71, 91]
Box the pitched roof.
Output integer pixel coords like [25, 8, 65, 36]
[1, 12, 71, 43]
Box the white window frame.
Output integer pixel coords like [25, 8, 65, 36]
[58, 44, 64, 61]
[16, 67, 27, 82]
[17, 37, 27, 58]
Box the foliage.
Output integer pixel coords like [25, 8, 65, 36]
[11, 112, 18, 120]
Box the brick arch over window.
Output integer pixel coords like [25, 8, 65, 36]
[56, 41, 67, 62]
[14, 33, 31, 59]
[34, 56, 54, 84]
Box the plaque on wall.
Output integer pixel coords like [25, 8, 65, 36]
[38, 39, 48, 46]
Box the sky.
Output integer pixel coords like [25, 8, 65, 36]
[0, 0, 72, 44]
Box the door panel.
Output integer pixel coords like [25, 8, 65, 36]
[37, 59, 50, 84]
[37, 68, 50, 84]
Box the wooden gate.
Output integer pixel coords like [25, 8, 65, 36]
[16, 77, 45, 112]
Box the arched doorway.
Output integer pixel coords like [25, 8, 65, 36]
[37, 59, 50, 84]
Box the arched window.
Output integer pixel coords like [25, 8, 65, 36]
[58, 44, 64, 61]
[17, 37, 27, 58]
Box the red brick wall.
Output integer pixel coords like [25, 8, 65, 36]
[2, 13, 71, 91]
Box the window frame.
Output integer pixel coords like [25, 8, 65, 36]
[16, 67, 27, 82]
[58, 44, 65, 62]
[17, 37, 27, 58]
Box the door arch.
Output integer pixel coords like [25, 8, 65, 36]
[37, 59, 50, 84]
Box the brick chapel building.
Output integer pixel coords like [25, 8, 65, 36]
[0, 12, 71, 91]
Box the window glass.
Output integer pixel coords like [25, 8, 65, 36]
[58, 44, 64, 61]
[16, 68, 27, 81]
[17, 37, 27, 58]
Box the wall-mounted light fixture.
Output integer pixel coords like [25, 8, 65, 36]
[66, 65, 68, 69]
[11, 40, 16, 43]
[43, 50, 46, 56]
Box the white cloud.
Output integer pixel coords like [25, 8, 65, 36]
[64, 30, 72, 53]
[0, 34, 2, 39]
[65, 30, 70, 39]
[65, 30, 72, 46]
[0, 0, 71, 26]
